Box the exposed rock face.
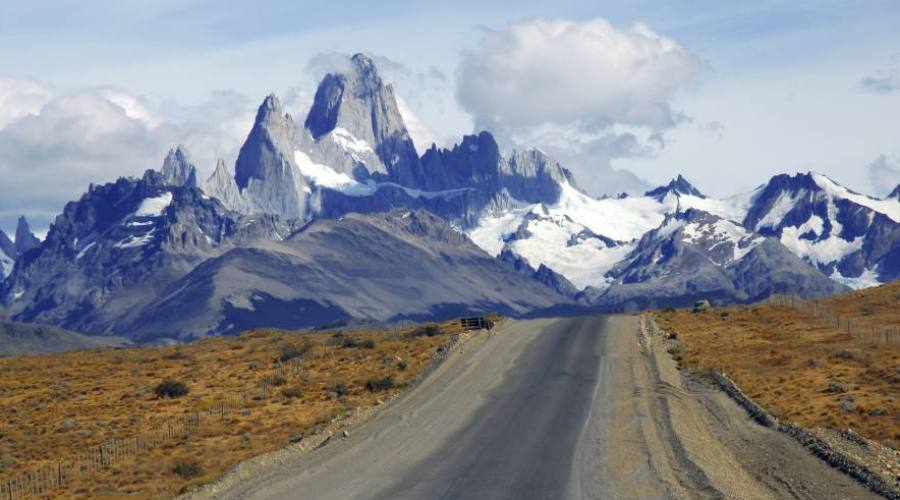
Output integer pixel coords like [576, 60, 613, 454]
[234, 95, 309, 219]
[305, 53, 418, 182]
[592, 209, 848, 310]
[204, 159, 250, 213]
[14, 216, 40, 255]
[742, 172, 900, 285]
[160, 145, 199, 187]
[0, 228, 15, 277]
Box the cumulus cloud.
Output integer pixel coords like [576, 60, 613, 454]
[456, 17, 703, 195]
[0, 77, 254, 234]
[867, 155, 900, 196]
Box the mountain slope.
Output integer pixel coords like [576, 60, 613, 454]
[124, 210, 570, 341]
[585, 209, 848, 310]
[1, 167, 294, 335]
[743, 172, 900, 286]
[0, 319, 130, 357]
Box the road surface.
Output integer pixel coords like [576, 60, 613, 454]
[198, 316, 875, 500]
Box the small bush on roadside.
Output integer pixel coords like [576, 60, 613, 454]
[172, 459, 203, 479]
[154, 379, 189, 398]
[411, 324, 442, 337]
[365, 376, 395, 393]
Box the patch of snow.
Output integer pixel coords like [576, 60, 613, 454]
[780, 226, 862, 265]
[12, 289, 24, 301]
[681, 219, 764, 262]
[331, 127, 374, 156]
[114, 230, 156, 249]
[295, 150, 376, 196]
[76, 241, 96, 260]
[127, 220, 155, 227]
[755, 191, 801, 230]
[831, 268, 881, 290]
[812, 173, 900, 223]
[296, 149, 475, 200]
[135, 192, 173, 217]
[0, 252, 13, 278]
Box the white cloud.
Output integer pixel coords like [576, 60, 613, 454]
[0, 77, 254, 232]
[867, 155, 900, 196]
[0, 77, 54, 129]
[456, 17, 703, 195]
[458, 18, 703, 133]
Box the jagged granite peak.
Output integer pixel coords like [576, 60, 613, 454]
[303, 53, 419, 182]
[14, 216, 40, 255]
[234, 94, 308, 219]
[160, 145, 199, 188]
[502, 148, 577, 203]
[204, 158, 250, 213]
[645, 174, 706, 200]
[417, 131, 503, 191]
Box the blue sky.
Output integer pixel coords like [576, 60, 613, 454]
[1, 0, 899, 233]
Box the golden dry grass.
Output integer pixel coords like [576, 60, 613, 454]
[655, 282, 900, 449]
[0, 322, 463, 498]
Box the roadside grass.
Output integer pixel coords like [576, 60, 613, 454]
[654, 280, 900, 449]
[0, 321, 461, 498]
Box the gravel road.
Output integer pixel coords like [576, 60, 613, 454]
[198, 316, 877, 500]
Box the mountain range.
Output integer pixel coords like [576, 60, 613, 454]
[1, 53, 897, 343]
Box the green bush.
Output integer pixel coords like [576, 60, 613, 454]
[154, 379, 189, 398]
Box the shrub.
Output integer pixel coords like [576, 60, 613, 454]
[824, 382, 848, 394]
[172, 459, 203, 479]
[162, 351, 191, 361]
[365, 376, 395, 393]
[411, 324, 442, 337]
[279, 341, 312, 362]
[328, 380, 349, 398]
[154, 379, 189, 398]
[340, 336, 375, 349]
[281, 386, 303, 399]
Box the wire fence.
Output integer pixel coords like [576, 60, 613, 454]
[765, 294, 900, 346]
[0, 392, 248, 500]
